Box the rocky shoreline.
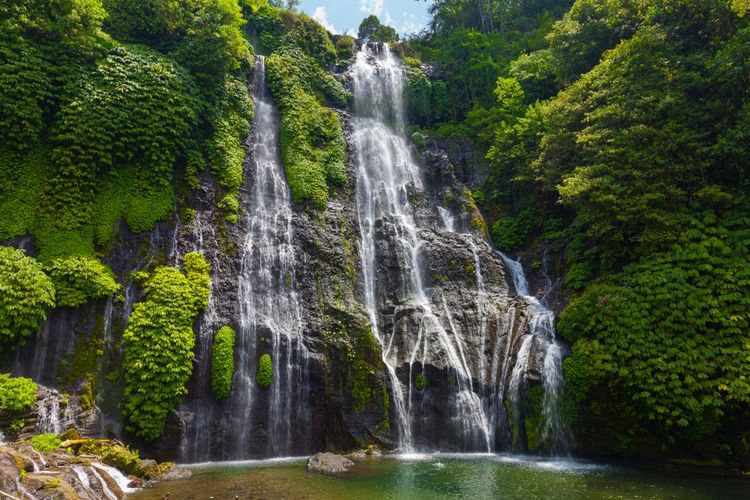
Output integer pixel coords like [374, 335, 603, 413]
[0, 438, 188, 499]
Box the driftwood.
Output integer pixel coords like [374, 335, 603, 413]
[59, 438, 126, 449]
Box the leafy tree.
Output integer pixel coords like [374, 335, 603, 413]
[0, 246, 55, 345]
[358, 15, 399, 43]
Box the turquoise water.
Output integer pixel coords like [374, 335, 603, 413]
[130, 454, 748, 499]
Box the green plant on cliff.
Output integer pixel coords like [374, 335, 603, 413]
[44, 256, 120, 308]
[206, 76, 254, 223]
[0, 374, 38, 413]
[211, 326, 236, 399]
[42, 45, 198, 255]
[103, 0, 251, 87]
[257, 353, 273, 389]
[0, 246, 55, 345]
[265, 47, 348, 208]
[122, 252, 210, 440]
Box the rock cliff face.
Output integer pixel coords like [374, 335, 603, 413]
[2, 46, 567, 461]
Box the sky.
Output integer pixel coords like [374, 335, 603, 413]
[297, 0, 431, 38]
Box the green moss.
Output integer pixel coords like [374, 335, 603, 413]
[78, 441, 141, 476]
[43, 478, 61, 490]
[141, 461, 175, 479]
[9, 419, 25, 434]
[30, 434, 61, 452]
[0, 374, 38, 413]
[122, 252, 211, 440]
[44, 256, 120, 308]
[257, 353, 273, 389]
[376, 382, 390, 434]
[0, 246, 55, 344]
[415, 372, 429, 391]
[340, 325, 381, 412]
[211, 326, 236, 400]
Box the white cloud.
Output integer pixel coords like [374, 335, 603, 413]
[383, 10, 395, 27]
[360, 0, 384, 16]
[346, 28, 357, 37]
[312, 6, 338, 34]
[400, 11, 422, 35]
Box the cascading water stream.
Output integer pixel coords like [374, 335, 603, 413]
[227, 55, 310, 458]
[499, 252, 570, 455]
[438, 203, 570, 454]
[353, 44, 491, 452]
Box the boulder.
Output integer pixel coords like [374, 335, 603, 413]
[159, 465, 192, 481]
[306, 452, 354, 475]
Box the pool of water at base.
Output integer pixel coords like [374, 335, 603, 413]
[129, 453, 749, 499]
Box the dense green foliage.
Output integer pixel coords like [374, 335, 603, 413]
[122, 252, 210, 440]
[30, 433, 62, 452]
[246, 3, 336, 67]
[0, 247, 55, 345]
[103, 0, 251, 87]
[1, 0, 253, 261]
[207, 77, 255, 223]
[249, 0, 351, 208]
[211, 326, 236, 399]
[44, 256, 120, 308]
[0, 374, 38, 413]
[257, 353, 272, 389]
[416, 0, 750, 465]
[265, 46, 348, 208]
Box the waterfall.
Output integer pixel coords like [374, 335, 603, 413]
[36, 387, 74, 435]
[92, 463, 138, 495]
[177, 211, 223, 461]
[353, 44, 492, 452]
[499, 252, 570, 454]
[226, 55, 310, 458]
